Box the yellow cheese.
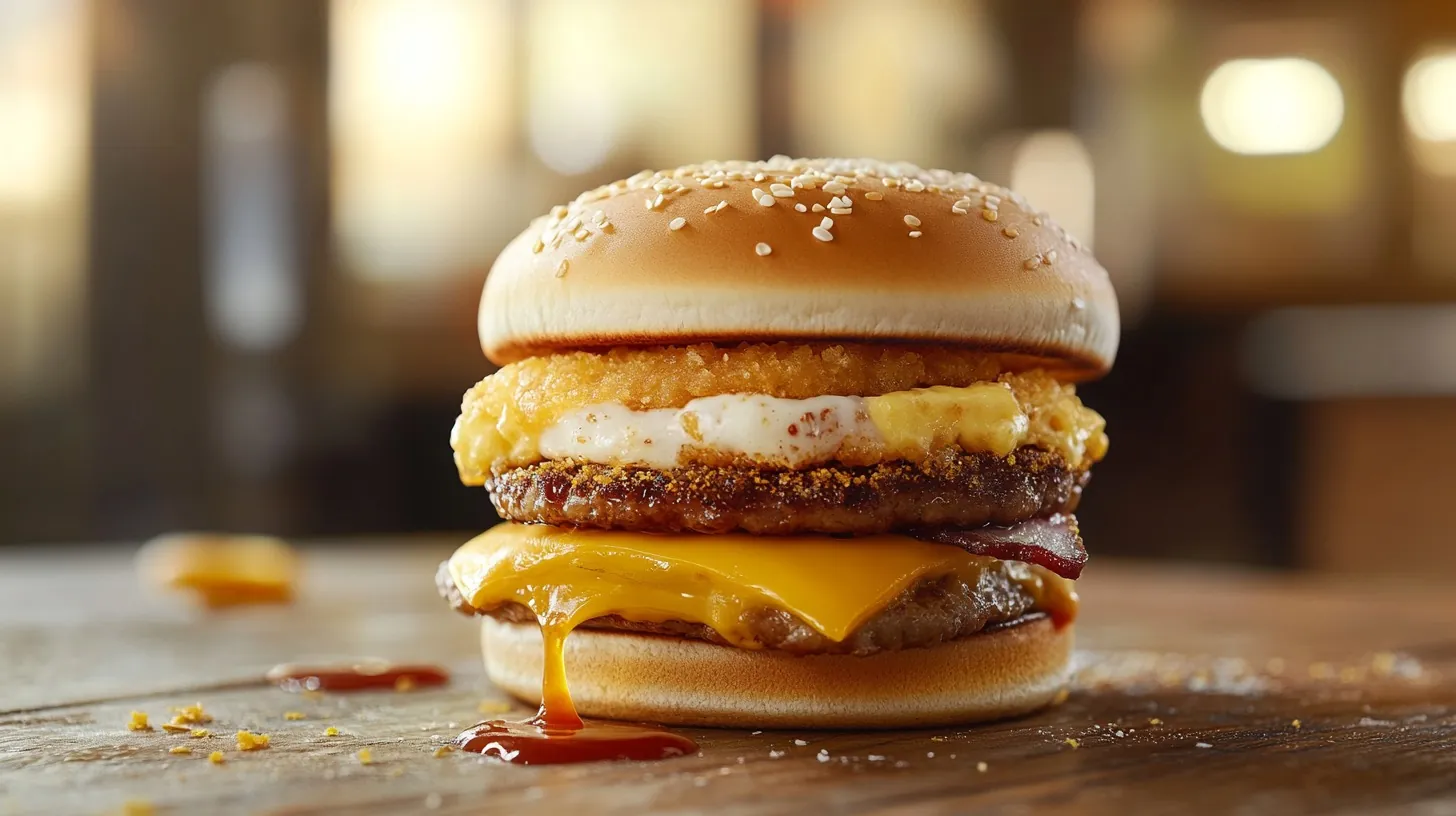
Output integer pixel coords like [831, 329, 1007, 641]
[447, 524, 1077, 648]
[864, 384, 1029, 461]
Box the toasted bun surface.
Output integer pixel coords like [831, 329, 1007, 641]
[481, 616, 1072, 729]
[481, 157, 1118, 377]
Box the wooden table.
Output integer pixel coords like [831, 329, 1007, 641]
[3, 542, 1454, 815]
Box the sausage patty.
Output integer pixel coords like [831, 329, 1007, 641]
[438, 559, 1044, 656]
[484, 447, 1086, 535]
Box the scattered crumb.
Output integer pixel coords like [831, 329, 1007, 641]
[324, 727, 340, 737]
[769, 750, 786, 759]
[1115, 730, 1125, 738]
[477, 701, 512, 715]
[1195, 742, 1212, 749]
[816, 750, 831, 763]
[190, 729, 210, 739]
[929, 735, 949, 743]
[235, 730, 270, 751]
[1064, 738, 1080, 749]
[793, 739, 808, 746]
[357, 748, 373, 765]
[394, 676, 416, 693]
[750, 730, 762, 736]
[208, 751, 226, 764]
[976, 762, 988, 772]
[120, 801, 155, 816]
[1148, 718, 1163, 725]
[1292, 719, 1302, 730]
[926, 752, 935, 758]
[432, 745, 455, 758]
[867, 754, 886, 761]
[169, 746, 191, 756]
[284, 711, 306, 721]
[127, 711, 152, 732]
[170, 703, 213, 725]
[160, 723, 190, 734]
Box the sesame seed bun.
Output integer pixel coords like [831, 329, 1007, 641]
[480, 615, 1072, 729]
[481, 158, 1119, 377]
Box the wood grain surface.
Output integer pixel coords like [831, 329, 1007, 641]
[2, 542, 1454, 815]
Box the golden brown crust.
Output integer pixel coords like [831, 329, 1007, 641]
[480, 158, 1118, 375]
[480, 615, 1073, 728]
[451, 343, 1107, 480]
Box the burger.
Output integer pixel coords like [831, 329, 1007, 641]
[439, 157, 1116, 729]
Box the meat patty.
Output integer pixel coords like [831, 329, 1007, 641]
[438, 559, 1043, 656]
[485, 447, 1086, 535]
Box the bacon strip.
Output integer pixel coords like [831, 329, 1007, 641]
[908, 514, 1086, 580]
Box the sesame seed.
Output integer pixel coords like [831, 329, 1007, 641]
[652, 180, 671, 193]
[1033, 215, 1045, 226]
[822, 181, 847, 195]
[652, 193, 665, 210]
[531, 239, 544, 254]
[883, 178, 900, 188]
[1002, 227, 1019, 239]
[794, 203, 807, 212]
[904, 180, 926, 192]
[1024, 256, 1041, 270]
[716, 200, 728, 212]
[770, 183, 795, 198]
[812, 203, 825, 213]
[908, 230, 922, 238]
[704, 205, 717, 214]
[669, 217, 686, 231]
[757, 194, 775, 207]
[564, 217, 581, 232]
[820, 216, 834, 230]
[981, 209, 998, 222]
[864, 191, 884, 201]
[1044, 249, 1058, 263]
[812, 226, 834, 242]
[550, 205, 568, 219]
[829, 207, 852, 215]
[952, 205, 969, 215]
[903, 214, 921, 227]
[555, 260, 569, 278]
[755, 242, 772, 256]
[753, 172, 766, 182]
[574, 228, 589, 241]
[752, 187, 765, 199]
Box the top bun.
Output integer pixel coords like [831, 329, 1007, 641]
[480, 157, 1119, 377]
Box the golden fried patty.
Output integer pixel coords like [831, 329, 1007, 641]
[438, 560, 1042, 656]
[485, 447, 1085, 535]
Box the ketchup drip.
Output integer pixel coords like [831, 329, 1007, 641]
[266, 662, 450, 692]
[453, 622, 697, 765]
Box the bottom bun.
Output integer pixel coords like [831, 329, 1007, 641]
[481, 616, 1072, 729]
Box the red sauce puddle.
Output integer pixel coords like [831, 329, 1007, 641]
[266, 662, 450, 692]
[453, 622, 697, 765]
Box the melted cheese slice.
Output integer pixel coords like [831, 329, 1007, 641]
[448, 524, 1077, 648]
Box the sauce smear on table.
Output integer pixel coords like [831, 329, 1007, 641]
[453, 622, 697, 765]
[266, 661, 450, 692]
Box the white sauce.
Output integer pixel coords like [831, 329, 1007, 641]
[537, 394, 881, 469]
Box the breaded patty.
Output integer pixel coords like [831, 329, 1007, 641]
[485, 447, 1086, 535]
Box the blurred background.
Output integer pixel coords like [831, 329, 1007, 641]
[2, 0, 1455, 576]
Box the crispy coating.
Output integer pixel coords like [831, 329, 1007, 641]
[453, 342, 1106, 479]
[437, 561, 1042, 656]
[486, 448, 1085, 535]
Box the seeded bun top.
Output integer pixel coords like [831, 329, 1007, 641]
[480, 157, 1119, 377]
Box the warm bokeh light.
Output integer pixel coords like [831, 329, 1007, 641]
[330, 0, 513, 282]
[1200, 57, 1344, 156]
[526, 0, 755, 177]
[1009, 131, 1096, 251]
[1404, 51, 1456, 143]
